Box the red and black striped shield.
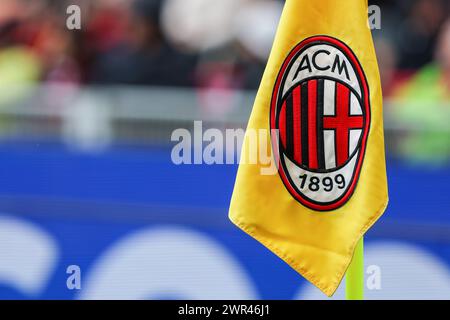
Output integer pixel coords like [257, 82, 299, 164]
[270, 36, 371, 211]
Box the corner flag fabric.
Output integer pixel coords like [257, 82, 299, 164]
[229, 0, 388, 296]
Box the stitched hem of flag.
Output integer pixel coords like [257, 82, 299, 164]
[229, 198, 389, 297]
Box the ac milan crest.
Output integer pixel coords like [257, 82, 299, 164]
[270, 36, 371, 211]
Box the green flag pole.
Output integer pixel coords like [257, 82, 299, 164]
[346, 237, 364, 300]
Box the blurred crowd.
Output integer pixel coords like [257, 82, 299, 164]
[0, 0, 447, 91]
[0, 0, 448, 162]
[0, 0, 281, 90]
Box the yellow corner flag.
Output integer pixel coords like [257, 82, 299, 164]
[229, 0, 388, 296]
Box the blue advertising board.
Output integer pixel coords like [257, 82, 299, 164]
[0, 142, 449, 299]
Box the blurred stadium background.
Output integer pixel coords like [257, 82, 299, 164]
[0, 0, 449, 299]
